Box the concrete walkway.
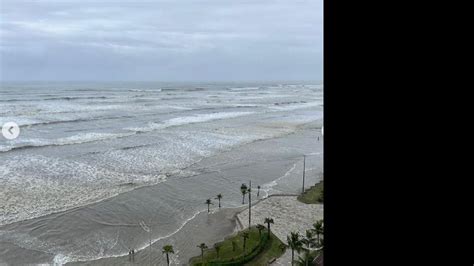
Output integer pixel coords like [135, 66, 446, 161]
[236, 195, 323, 265]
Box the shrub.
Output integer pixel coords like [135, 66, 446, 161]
[205, 232, 269, 266]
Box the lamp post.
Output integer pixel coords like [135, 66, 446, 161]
[248, 180, 252, 228]
[302, 155, 306, 193]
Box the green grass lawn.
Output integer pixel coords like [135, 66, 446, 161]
[245, 231, 286, 265]
[297, 180, 323, 204]
[189, 226, 286, 265]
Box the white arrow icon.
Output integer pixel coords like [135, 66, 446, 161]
[2, 122, 20, 140]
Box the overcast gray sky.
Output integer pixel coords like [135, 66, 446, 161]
[0, 0, 323, 82]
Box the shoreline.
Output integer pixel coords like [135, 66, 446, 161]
[0, 121, 323, 265]
[0, 121, 318, 228]
[67, 206, 247, 266]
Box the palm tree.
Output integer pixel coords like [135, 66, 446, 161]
[301, 230, 316, 266]
[295, 251, 318, 266]
[215, 193, 223, 208]
[197, 243, 208, 261]
[257, 185, 261, 197]
[313, 220, 324, 245]
[162, 245, 174, 266]
[264, 217, 274, 239]
[241, 231, 250, 252]
[214, 243, 221, 258]
[240, 184, 248, 204]
[287, 232, 303, 265]
[279, 243, 287, 252]
[301, 229, 316, 249]
[256, 224, 266, 239]
[205, 199, 212, 213]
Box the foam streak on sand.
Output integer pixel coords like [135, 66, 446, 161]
[56, 209, 206, 264]
[260, 162, 298, 197]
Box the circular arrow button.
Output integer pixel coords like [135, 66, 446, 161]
[2, 122, 20, 140]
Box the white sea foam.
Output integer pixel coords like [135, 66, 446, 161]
[0, 132, 135, 152]
[129, 89, 162, 92]
[228, 86, 260, 91]
[0, 155, 167, 226]
[260, 162, 298, 197]
[127, 111, 254, 133]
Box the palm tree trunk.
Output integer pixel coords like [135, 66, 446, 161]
[291, 249, 294, 265]
[267, 224, 271, 239]
[166, 253, 170, 266]
[207, 204, 210, 213]
[305, 248, 309, 266]
[317, 233, 320, 245]
[201, 249, 204, 260]
[218, 199, 221, 208]
[242, 194, 245, 204]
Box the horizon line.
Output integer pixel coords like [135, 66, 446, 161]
[0, 79, 323, 83]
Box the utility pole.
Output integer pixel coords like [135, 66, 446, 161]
[248, 180, 251, 228]
[302, 155, 306, 193]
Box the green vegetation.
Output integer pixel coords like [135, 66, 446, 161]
[295, 249, 322, 266]
[287, 231, 303, 264]
[197, 243, 208, 261]
[264, 217, 274, 240]
[240, 183, 248, 204]
[245, 231, 287, 266]
[161, 245, 174, 266]
[313, 220, 324, 244]
[205, 199, 212, 213]
[189, 226, 286, 265]
[256, 224, 265, 238]
[286, 219, 324, 265]
[297, 181, 323, 204]
[215, 194, 223, 208]
[301, 230, 317, 251]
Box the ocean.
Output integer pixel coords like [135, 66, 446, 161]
[0, 81, 323, 264]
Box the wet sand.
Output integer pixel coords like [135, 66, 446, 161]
[68, 207, 246, 266]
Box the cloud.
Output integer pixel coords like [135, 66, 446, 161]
[0, 0, 323, 81]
